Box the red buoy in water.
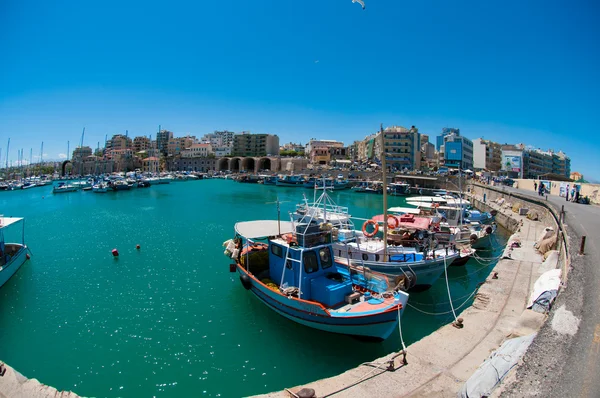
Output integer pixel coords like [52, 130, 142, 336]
[26, 253, 31, 260]
[136, 244, 141, 250]
[112, 249, 119, 257]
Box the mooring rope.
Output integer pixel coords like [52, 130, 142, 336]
[407, 287, 480, 316]
[442, 255, 458, 322]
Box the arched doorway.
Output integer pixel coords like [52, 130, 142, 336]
[230, 158, 241, 172]
[217, 158, 229, 171]
[258, 158, 271, 172]
[241, 157, 255, 173]
[61, 160, 72, 176]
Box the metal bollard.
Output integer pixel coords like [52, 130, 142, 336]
[580, 236, 586, 255]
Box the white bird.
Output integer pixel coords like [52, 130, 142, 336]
[352, 0, 365, 9]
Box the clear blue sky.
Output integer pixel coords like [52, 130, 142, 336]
[1, 0, 599, 180]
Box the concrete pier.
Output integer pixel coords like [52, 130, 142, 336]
[255, 185, 563, 398]
[0, 362, 80, 398]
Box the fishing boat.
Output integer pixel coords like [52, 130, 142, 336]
[292, 189, 459, 290]
[92, 182, 109, 193]
[276, 175, 305, 187]
[111, 180, 131, 191]
[351, 181, 382, 194]
[262, 175, 278, 185]
[53, 182, 79, 193]
[224, 219, 409, 340]
[387, 182, 410, 196]
[0, 217, 29, 289]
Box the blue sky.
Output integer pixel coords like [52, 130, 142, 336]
[1, 0, 599, 179]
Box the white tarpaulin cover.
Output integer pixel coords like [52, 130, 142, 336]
[527, 268, 562, 309]
[460, 334, 536, 398]
[235, 220, 293, 239]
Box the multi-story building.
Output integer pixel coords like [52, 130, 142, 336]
[233, 133, 279, 157]
[106, 134, 132, 152]
[181, 143, 213, 158]
[156, 129, 173, 156]
[368, 126, 421, 171]
[142, 157, 160, 173]
[280, 142, 305, 153]
[473, 138, 502, 171]
[552, 151, 571, 178]
[436, 128, 460, 151]
[167, 135, 197, 156]
[72, 146, 92, 161]
[305, 139, 344, 164]
[168, 157, 217, 173]
[442, 133, 473, 170]
[133, 136, 151, 153]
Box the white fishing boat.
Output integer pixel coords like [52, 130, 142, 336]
[53, 182, 79, 193]
[92, 183, 109, 193]
[0, 217, 29, 289]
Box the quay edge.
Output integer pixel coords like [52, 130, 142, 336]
[253, 182, 567, 398]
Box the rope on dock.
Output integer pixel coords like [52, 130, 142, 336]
[407, 286, 481, 316]
[443, 255, 458, 322]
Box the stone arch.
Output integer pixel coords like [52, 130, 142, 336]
[230, 157, 241, 172]
[61, 160, 72, 176]
[217, 158, 229, 171]
[241, 157, 255, 172]
[258, 157, 271, 171]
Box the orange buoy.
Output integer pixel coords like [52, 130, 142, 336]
[112, 249, 119, 257]
[136, 244, 141, 250]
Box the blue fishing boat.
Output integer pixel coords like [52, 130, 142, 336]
[0, 217, 29, 289]
[276, 175, 305, 187]
[224, 219, 409, 341]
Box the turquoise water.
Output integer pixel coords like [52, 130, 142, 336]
[0, 180, 507, 397]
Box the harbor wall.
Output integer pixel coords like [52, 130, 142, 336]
[255, 185, 565, 398]
[0, 362, 80, 398]
[469, 183, 570, 282]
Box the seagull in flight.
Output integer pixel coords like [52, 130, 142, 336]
[352, 0, 365, 9]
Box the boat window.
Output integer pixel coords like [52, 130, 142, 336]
[303, 251, 319, 274]
[271, 244, 283, 258]
[319, 247, 333, 269]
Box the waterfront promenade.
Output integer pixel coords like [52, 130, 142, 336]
[493, 185, 600, 397]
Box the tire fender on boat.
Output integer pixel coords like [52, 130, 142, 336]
[240, 274, 252, 290]
[469, 234, 478, 244]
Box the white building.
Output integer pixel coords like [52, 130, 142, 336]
[181, 143, 213, 158]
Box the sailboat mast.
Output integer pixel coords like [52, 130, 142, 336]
[380, 124, 388, 261]
[29, 148, 32, 177]
[5, 138, 10, 171]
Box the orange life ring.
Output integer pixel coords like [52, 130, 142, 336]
[432, 203, 440, 209]
[387, 215, 400, 229]
[362, 220, 379, 238]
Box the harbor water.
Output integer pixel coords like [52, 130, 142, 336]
[0, 180, 508, 397]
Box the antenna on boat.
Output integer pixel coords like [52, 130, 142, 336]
[380, 123, 389, 261]
[267, 197, 289, 236]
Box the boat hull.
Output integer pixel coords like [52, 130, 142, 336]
[334, 249, 459, 290]
[0, 244, 27, 288]
[238, 266, 404, 340]
[471, 234, 493, 250]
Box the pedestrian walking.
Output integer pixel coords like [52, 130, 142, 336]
[538, 182, 544, 196]
[534, 181, 538, 192]
[566, 184, 570, 201]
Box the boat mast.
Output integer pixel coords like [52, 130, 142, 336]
[5, 138, 10, 171]
[380, 124, 388, 261]
[29, 148, 32, 177]
[39, 142, 44, 175]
